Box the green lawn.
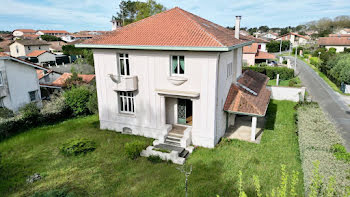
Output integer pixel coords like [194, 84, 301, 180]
[267, 77, 302, 87]
[0, 100, 304, 196]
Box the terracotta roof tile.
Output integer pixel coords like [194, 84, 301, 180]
[0, 52, 9, 57]
[52, 73, 95, 87]
[329, 34, 350, 37]
[255, 51, 275, 60]
[13, 29, 36, 33]
[318, 37, 350, 46]
[224, 70, 271, 116]
[243, 43, 258, 53]
[12, 39, 50, 46]
[83, 7, 251, 48]
[26, 50, 47, 57]
[39, 30, 69, 34]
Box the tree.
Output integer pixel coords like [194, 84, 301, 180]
[279, 27, 290, 36]
[258, 25, 269, 32]
[248, 27, 258, 35]
[115, 0, 166, 26]
[40, 35, 62, 41]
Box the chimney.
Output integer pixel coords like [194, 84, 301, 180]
[111, 17, 122, 31]
[235, 16, 241, 39]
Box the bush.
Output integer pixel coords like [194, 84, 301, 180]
[41, 93, 69, 114]
[331, 144, 350, 163]
[243, 66, 294, 80]
[0, 108, 14, 119]
[147, 155, 163, 163]
[64, 86, 92, 116]
[309, 57, 322, 68]
[124, 141, 148, 159]
[40, 35, 62, 42]
[288, 77, 301, 87]
[282, 60, 287, 64]
[266, 40, 290, 53]
[87, 90, 98, 114]
[296, 103, 349, 195]
[60, 138, 96, 156]
[20, 103, 40, 120]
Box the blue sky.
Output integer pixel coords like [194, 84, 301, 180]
[1, 0, 350, 32]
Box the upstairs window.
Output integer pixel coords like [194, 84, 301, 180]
[119, 91, 135, 113]
[171, 56, 185, 75]
[0, 72, 3, 86]
[119, 54, 130, 76]
[28, 90, 38, 102]
[28, 46, 31, 50]
[227, 62, 233, 78]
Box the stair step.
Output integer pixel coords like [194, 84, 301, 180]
[178, 149, 189, 158]
[154, 143, 184, 152]
[166, 136, 181, 141]
[165, 138, 181, 144]
[168, 132, 184, 138]
[164, 141, 181, 147]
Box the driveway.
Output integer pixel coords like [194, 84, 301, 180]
[285, 56, 350, 150]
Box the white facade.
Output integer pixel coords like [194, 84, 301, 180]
[37, 52, 56, 64]
[0, 58, 43, 111]
[9, 42, 50, 57]
[325, 46, 349, 53]
[93, 48, 242, 148]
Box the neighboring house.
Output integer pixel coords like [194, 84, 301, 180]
[262, 32, 278, 40]
[61, 34, 95, 42]
[50, 73, 95, 87]
[335, 28, 350, 35]
[0, 52, 48, 111]
[9, 40, 50, 57]
[76, 7, 271, 148]
[275, 32, 310, 46]
[318, 37, 350, 52]
[48, 41, 67, 53]
[26, 50, 56, 65]
[36, 30, 69, 36]
[12, 29, 36, 38]
[242, 43, 275, 66]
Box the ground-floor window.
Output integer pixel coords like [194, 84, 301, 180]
[0, 97, 4, 108]
[28, 90, 38, 102]
[119, 91, 135, 113]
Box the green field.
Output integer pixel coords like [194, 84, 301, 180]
[0, 100, 304, 196]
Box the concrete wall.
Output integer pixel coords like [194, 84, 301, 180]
[243, 53, 255, 66]
[93, 49, 220, 147]
[38, 52, 56, 63]
[268, 86, 306, 102]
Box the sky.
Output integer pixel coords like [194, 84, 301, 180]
[0, 0, 350, 32]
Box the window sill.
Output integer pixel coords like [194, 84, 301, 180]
[167, 76, 188, 86]
[118, 112, 136, 118]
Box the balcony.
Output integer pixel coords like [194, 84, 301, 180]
[109, 74, 138, 91]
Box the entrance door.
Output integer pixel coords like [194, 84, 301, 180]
[177, 99, 187, 124]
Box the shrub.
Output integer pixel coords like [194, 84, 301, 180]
[282, 60, 287, 64]
[0, 108, 14, 119]
[41, 93, 69, 114]
[328, 47, 337, 55]
[288, 77, 300, 87]
[87, 90, 98, 114]
[243, 66, 294, 80]
[267, 40, 290, 52]
[20, 103, 40, 120]
[64, 86, 92, 116]
[60, 138, 96, 156]
[331, 144, 350, 162]
[309, 57, 322, 68]
[147, 155, 163, 163]
[124, 141, 148, 159]
[297, 103, 349, 195]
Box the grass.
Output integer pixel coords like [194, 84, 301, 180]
[0, 100, 304, 196]
[267, 77, 302, 87]
[297, 56, 350, 96]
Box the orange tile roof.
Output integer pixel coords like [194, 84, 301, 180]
[83, 7, 251, 48]
[36, 70, 45, 79]
[255, 51, 275, 60]
[329, 34, 350, 37]
[243, 43, 258, 53]
[276, 32, 310, 40]
[14, 29, 36, 33]
[224, 70, 271, 116]
[26, 50, 47, 57]
[39, 30, 69, 34]
[0, 52, 9, 57]
[318, 37, 350, 46]
[52, 73, 95, 87]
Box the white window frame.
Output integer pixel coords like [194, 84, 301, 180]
[118, 53, 130, 76]
[119, 91, 135, 114]
[28, 90, 38, 102]
[171, 55, 185, 76]
[0, 72, 3, 86]
[227, 62, 233, 78]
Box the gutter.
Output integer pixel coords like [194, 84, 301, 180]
[75, 41, 253, 52]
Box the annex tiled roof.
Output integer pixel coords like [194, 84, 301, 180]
[26, 50, 47, 57]
[38, 30, 69, 34]
[82, 7, 252, 48]
[13, 29, 36, 33]
[318, 37, 350, 46]
[52, 73, 95, 87]
[0, 52, 9, 57]
[12, 39, 50, 46]
[224, 70, 271, 116]
[243, 43, 258, 53]
[255, 51, 275, 60]
[329, 34, 350, 37]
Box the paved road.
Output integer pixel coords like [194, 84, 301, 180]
[285, 56, 350, 150]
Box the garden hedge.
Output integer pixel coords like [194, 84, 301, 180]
[243, 66, 294, 80]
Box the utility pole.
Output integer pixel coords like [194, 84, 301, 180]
[279, 39, 282, 55]
[294, 45, 298, 70]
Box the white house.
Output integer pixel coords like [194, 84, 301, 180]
[36, 30, 69, 37]
[12, 29, 36, 40]
[0, 52, 49, 111]
[26, 50, 56, 65]
[275, 32, 310, 47]
[318, 37, 350, 52]
[76, 8, 271, 148]
[262, 32, 278, 40]
[9, 40, 50, 57]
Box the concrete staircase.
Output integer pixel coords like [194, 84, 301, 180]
[159, 125, 190, 159]
[154, 143, 190, 159]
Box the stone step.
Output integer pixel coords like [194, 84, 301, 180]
[167, 132, 184, 138]
[179, 149, 189, 158]
[166, 136, 181, 142]
[164, 140, 181, 147]
[154, 143, 184, 153]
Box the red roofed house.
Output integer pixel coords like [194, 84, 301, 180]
[76, 8, 270, 148]
[12, 29, 36, 39]
[36, 30, 70, 37]
[9, 40, 50, 57]
[51, 73, 95, 87]
[0, 52, 49, 111]
[243, 40, 275, 66]
[275, 32, 310, 47]
[318, 37, 350, 52]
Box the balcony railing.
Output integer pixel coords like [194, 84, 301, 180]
[109, 74, 138, 91]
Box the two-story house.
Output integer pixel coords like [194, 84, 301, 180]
[275, 32, 310, 47]
[0, 52, 48, 111]
[77, 7, 271, 148]
[9, 40, 50, 57]
[36, 30, 70, 37]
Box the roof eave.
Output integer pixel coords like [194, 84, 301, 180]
[75, 41, 253, 52]
[0, 56, 49, 71]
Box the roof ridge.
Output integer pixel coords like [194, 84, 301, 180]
[176, 8, 225, 47]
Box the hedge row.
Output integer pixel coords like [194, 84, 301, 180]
[296, 103, 349, 195]
[243, 66, 295, 80]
